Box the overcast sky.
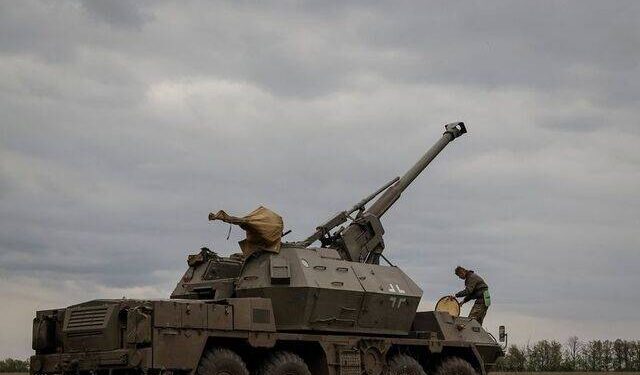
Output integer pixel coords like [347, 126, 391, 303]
[1, 0, 640, 359]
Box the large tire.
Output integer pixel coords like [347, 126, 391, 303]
[259, 351, 311, 375]
[388, 354, 427, 375]
[196, 347, 249, 375]
[435, 357, 477, 375]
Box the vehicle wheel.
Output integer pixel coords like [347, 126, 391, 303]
[388, 354, 426, 375]
[259, 351, 311, 375]
[196, 347, 249, 375]
[435, 357, 477, 375]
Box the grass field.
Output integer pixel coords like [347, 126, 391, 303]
[6, 372, 640, 374]
[493, 373, 640, 375]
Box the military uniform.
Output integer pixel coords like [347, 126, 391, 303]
[455, 271, 490, 325]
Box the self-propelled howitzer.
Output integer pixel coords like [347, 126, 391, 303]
[30, 122, 503, 375]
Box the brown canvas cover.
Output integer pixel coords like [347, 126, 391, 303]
[209, 206, 283, 256]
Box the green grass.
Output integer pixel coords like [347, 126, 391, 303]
[491, 371, 640, 375]
[6, 372, 640, 374]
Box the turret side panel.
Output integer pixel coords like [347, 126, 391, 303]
[351, 263, 422, 332]
[237, 248, 423, 335]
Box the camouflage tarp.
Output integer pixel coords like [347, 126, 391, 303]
[209, 206, 283, 256]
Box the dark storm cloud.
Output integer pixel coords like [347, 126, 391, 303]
[1, 0, 640, 358]
[80, 0, 151, 29]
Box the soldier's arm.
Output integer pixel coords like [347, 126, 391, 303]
[465, 280, 486, 302]
[457, 277, 479, 299]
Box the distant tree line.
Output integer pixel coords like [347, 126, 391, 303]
[0, 358, 29, 372]
[497, 337, 640, 372]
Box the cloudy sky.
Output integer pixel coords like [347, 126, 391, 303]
[1, 0, 639, 358]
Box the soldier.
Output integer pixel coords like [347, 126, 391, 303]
[454, 266, 491, 325]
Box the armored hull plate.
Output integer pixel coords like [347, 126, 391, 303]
[236, 247, 422, 335]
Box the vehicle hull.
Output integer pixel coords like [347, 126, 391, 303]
[31, 298, 502, 375]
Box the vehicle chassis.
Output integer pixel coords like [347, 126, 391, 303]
[31, 298, 502, 375]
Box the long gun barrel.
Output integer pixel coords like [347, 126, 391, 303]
[299, 176, 400, 247]
[347, 176, 401, 216]
[338, 122, 467, 262]
[365, 122, 467, 218]
[298, 122, 467, 263]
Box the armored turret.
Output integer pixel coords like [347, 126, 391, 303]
[228, 122, 467, 334]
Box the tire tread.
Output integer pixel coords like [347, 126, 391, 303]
[435, 357, 478, 375]
[388, 354, 427, 375]
[196, 347, 249, 375]
[259, 351, 311, 375]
